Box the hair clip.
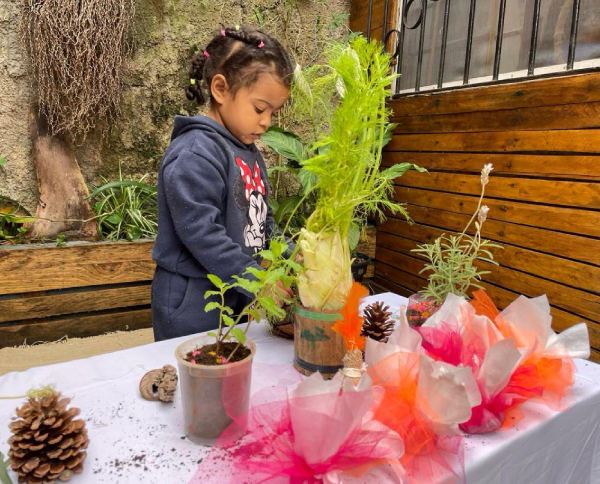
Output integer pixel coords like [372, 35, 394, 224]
[203, 50, 210, 58]
[235, 25, 240, 31]
[258, 41, 264, 49]
[220, 28, 226, 36]
[189, 78, 196, 85]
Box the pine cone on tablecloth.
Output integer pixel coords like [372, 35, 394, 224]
[361, 301, 394, 343]
[8, 390, 88, 484]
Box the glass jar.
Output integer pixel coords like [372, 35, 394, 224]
[406, 293, 442, 327]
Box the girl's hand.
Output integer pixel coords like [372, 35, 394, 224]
[268, 280, 294, 307]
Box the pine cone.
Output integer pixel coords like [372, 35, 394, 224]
[362, 301, 395, 343]
[8, 391, 88, 484]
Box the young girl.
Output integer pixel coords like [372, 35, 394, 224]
[151, 25, 294, 341]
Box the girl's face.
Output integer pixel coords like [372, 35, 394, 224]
[209, 72, 290, 145]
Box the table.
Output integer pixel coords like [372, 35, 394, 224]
[1, 294, 599, 484]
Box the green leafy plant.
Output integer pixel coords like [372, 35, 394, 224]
[328, 12, 349, 31]
[411, 164, 503, 304]
[262, 126, 316, 233]
[253, 4, 266, 28]
[88, 165, 157, 241]
[287, 36, 424, 310]
[55, 233, 67, 247]
[0, 196, 35, 245]
[203, 238, 299, 362]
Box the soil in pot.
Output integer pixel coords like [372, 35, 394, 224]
[184, 342, 251, 365]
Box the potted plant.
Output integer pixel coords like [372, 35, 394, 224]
[350, 252, 370, 283]
[408, 164, 503, 326]
[174, 239, 297, 445]
[287, 37, 424, 377]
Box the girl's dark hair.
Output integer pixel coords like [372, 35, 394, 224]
[186, 25, 294, 105]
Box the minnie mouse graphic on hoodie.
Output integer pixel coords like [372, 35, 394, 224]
[151, 115, 285, 341]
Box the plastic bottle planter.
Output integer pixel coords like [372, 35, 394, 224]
[174, 335, 256, 446]
[406, 293, 442, 327]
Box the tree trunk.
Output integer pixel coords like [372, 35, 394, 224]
[27, 105, 98, 241]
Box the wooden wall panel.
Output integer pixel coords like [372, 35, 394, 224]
[379, 71, 600, 363]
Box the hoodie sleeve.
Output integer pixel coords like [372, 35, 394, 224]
[163, 149, 261, 296]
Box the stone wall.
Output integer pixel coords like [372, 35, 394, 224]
[0, 0, 350, 213]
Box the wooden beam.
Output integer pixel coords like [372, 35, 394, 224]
[0, 241, 155, 295]
[382, 152, 600, 180]
[388, 129, 600, 154]
[393, 186, 600, 238]
[388, 72, 600, 116]
[350, 0, 386, 33]
[394, 171, 600, 209]
[0, 284, 151, 323]
[0, 308, 152, 349]
[392, 101, 600, 133]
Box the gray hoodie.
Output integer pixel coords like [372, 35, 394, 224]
[151, 115, 277, 339]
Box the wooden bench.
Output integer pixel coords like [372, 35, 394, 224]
[0, 240, 155, 348]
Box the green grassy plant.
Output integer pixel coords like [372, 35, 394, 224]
[88, 166, 157, 241]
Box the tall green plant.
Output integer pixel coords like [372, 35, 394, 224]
[292, 37, 424, 310]
[88, 166, 157, 241]
[262, 121, 397, 249]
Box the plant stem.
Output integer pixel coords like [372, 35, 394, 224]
[226, 316, 255, 363]
[215, 289, 225, 356]
[223, 297, 260, 363]
[456, 184, 486, 245]
[220, 297, 258, 343]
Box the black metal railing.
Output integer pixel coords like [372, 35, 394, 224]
[368, 0, 590, 96]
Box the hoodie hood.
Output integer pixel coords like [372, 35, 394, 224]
[170, 115, 259, 153]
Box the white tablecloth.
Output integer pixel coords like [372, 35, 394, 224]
[1, 294, 599, 484]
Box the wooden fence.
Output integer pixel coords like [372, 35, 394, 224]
[371, 73, 600, 362]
